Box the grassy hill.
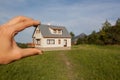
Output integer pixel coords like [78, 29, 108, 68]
[0, 45, 120, 80]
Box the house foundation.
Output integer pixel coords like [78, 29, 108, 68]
[36, 47, 71, 51]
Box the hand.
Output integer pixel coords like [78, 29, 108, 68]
[0, 16, 43, 64]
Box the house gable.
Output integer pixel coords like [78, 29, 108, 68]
[33, 26, 43, 38]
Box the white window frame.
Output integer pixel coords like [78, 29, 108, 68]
[47, 39, 55, 44]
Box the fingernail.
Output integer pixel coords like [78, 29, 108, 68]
[38, 50, 43, 54]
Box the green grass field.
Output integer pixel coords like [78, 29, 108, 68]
[0, 45, 120, 80]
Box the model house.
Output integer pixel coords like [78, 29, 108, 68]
[32, 24, 71, 51]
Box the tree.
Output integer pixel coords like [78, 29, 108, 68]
[99, 20, 112, 44]
[87, 31, 102, 44]
[76, 33, 87, 45]
[115, 18, 120, 26]
[111, 25, 120, 44]
[114, 18, 120, 44]
[17, 42, 28, 48]
[70, 32, 75, 39]
[102, 20, 111, 31]
[76, 18, 120, 45]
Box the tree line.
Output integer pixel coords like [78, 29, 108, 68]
[17, 42, 28, 48]
[73, 18, 120, 45]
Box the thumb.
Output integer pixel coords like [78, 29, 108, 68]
[20, 48, 43, 58]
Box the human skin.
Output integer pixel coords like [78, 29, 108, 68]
[0, 16, 43, 64]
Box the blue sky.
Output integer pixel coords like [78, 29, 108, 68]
[0, 0, 120, 43]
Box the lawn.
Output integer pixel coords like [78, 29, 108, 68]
[0, 45, 120, 80]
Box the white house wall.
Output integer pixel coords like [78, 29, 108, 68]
[39, 38, 71, 48]
[33, 27, 44, 47]
[33, 27, 43, 38]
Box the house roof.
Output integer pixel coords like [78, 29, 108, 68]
[33, 24, 71, 38]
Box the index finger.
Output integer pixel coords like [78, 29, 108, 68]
[5, 16, 34, 26]
[12, 19, 40, 34]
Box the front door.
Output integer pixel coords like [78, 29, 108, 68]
[36, 39, 41, 45]
[64, 40, 67, 47]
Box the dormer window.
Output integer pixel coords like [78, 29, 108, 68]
[53, 29, 57, 34]
[58, 30, 62, 34]
[49, 28, 62, 35]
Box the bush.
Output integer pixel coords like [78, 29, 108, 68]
[17, 42, 28, 48]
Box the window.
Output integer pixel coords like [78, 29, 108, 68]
[49, 28, 62, 35]
[36, 30, 40, 33]
[47, 39, 55, 44]
[36, 39, 41, 45]
[58, 39, 61, 44]
[58, 30, 62, 34]
[53, 29, 57, 33]
[64, 39, 67, 47]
